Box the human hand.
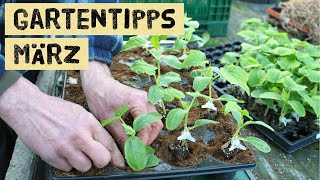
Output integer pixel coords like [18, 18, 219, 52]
[81, 61, 163, 150]
[0, 77, 125, 172]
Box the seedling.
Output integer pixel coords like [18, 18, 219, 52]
[101, 105, 162, 171]
[220, 18, 320, 127]
[222, 102, 274, 153]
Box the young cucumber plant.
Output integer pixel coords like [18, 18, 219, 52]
[222, 101, 275, 153]
[220, 18, 320, 127]
[101, 105, 162, 171]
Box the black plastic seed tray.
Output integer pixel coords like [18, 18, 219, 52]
[212, 83, 319, 153]
[199, 41, 242, 67]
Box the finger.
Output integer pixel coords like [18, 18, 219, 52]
[147, 121, 164, 145]
[137, 125, 152, 145]
[105, 119, 129, 151]
[94, 125, 126, 169]
[129, 99, 149, 119]
[64, 149, 92, 172]
[43, 155, 72, 172]
[80, 139, 112, 168]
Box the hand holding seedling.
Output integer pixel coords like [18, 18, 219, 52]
[81, 61, 163, 148]
[0, 77, 124, 172]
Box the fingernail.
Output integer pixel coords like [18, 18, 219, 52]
[119, 163, 126, 169]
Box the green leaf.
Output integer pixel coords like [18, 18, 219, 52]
[298, 67, 320, 83]
[149, 48, 163, 60]
[188, 119, 219, 130]
[182, 50, 208, 68]
[272, 47, 295, 56]
[125, 136, 147, 171]
[223, 101, 242, 115]
[251, 89, 268, 98]
[166, 108, 187, 130]
[243, 121, 274, 132]
[174, 39, 188, 50]
[304, 96, 320, 117]
[193, 76, 212, 92]
[181, 100, 200, 109]
[122, 124, 136, 136]
[237, 30, 257, 42]
[220, 52, 239, 64]
[266, 68, 292, 83]
[160, 55, 182, 70]
[231, 110, 242, 126]
[259, 92, 283, 101]
[278, 57, 301, 70]
[146, 146, 155, 154]
[283, 77, 307, 91]
[304, 44, 320, 57]
[241, 43, 260, 53]
[220, 65, 250, 95]
[218, 94, 244, 103]
[288, 100, 306, 117]
[115, 105, 129, 117]
[159, 72, 181, 86]
[150, 36, 160, 49]
[122, 36, 147, 52]
[146, 154, 160, 168]
[248, 68, 266, 87]
[241, 136, 271, 153]
[185, 20, 200, 28]
[101, 117, 116, 127]
[203, 67, 214, 77]
[190, 69, 202, 78]
[131, 60, 157, 76]
[133, 112, 162, 132]
[165, 87, 185, 99]
[148, 85, 164, 104]
[239, 56, 260, 69]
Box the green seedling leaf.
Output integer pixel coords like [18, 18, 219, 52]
[241, 136, 271, 153]
[220, 65, 250, 95]
[123, 124, 136, 136]
[203, 67, 214, 77]
[125, 136, 147, 171]
[223, 101, 242, 115]
[220, 52, 239, 64]
[304, 96, 320, 117]
[266, 68, 292, 83]
[146, 146, 155, 154]
[248, 68, 266, 87]
[159, 72, 181, 86]
[243, 121, 274, 132]
[188, 119, 219, 131]
[272, 47, 295, 56]
[174, 38, 188, 50]
[146, 154, 160, 168]
[218, 94, 244, 103]
[122, 36, 147, 52]
[182, 50, 208, 68]
[288, 100, 306, 117]
[251, 89, 268, 98]
[231, 110, 242, 126]
[283, 77, 307, 91]
[278, 57, 301, 70]
[131, 60, 157, 76]
[185, 20, 200, 28]
[148, 85, 164, 104]
[241, 43, 260, 53]
[181, 100, 200, 109]
[304, 44, 320, 57]
[165, 87, 185, 99]
[150, 35, 167, 50]
[237, 30, 257, 42]
[162, 93, 174, 102]
[259, 92, 283, 101]
[193, 76, 212, 92]
[133, 112, 162, 132]
[149, 48, 163, 60]
[298, 67, 320, 83]
[160, 55, 182, 70]
[166, 108, 188, 130]
[101, 117, 116, 127]
[239, 56, 260, 69]
[190, 69, 202, 78]
[115, 105, 129, 117]
[186, 92, 211, 101]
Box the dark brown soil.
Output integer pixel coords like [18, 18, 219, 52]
[54, 47, 255, 177]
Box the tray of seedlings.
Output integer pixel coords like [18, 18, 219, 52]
[208, 18, 320, 153]
[48, 17, 275, 180]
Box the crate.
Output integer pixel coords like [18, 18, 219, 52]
[123, 0, 232, 37]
